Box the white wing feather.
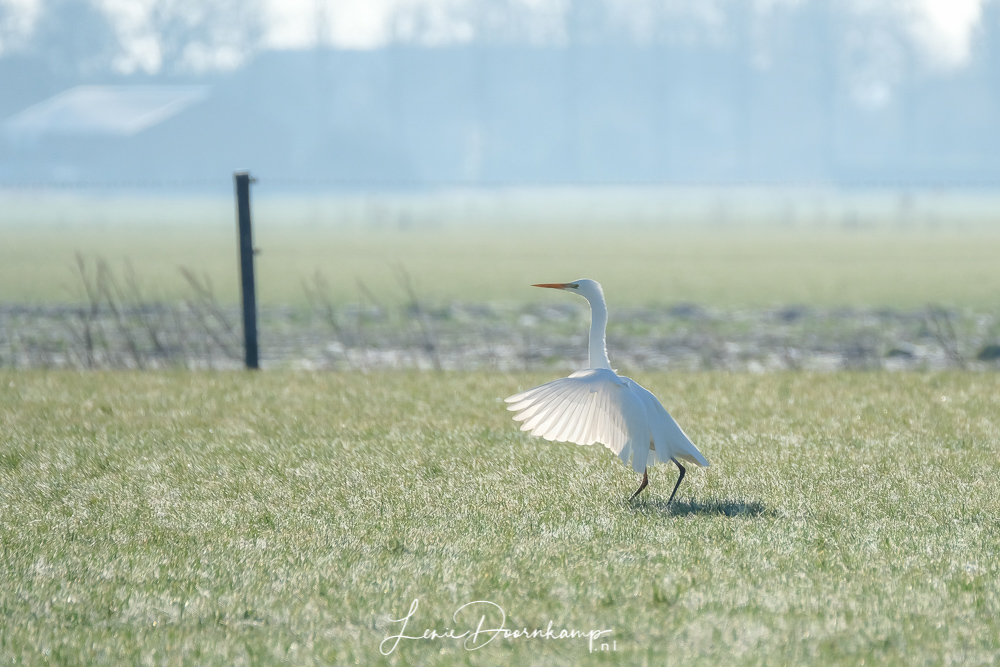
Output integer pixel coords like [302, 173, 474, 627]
[505, 368, 651, 472]
[506, 370, 710, 472]
[624, 378, 710, 468]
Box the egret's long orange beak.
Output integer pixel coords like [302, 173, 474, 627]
[532, 283, 576, 289]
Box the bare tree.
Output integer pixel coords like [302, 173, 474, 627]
[20, 0, 265, 75]
[146, 0, 266, 73]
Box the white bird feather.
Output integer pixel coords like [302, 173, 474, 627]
[504, 279, 708, 501]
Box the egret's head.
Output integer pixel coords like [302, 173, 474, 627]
[532, 279, 603, 301]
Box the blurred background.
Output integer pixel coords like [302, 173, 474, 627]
[2, 0, 999, 371]
[2, 0, 999, 187]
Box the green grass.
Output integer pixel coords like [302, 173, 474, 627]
[2, 370, 999, 664]
[4, 221, 1000, 308]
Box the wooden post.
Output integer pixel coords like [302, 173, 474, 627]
[234, 171, 259, 369]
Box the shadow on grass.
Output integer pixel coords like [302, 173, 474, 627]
[629, 497, 770, 518]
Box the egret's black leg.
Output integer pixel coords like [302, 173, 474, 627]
[629, 469, 649, 501]
[667, 458, 686, 505]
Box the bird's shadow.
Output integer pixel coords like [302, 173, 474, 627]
[628, 497, 770, 518]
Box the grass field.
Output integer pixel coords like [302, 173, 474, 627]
[5, 223, 1000, 310]
[3, 370, 999, 664]
[4, 187, 1000, 309]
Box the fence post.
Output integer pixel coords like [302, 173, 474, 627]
[234, 171, 259, 369]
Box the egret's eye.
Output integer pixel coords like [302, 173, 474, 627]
[568, 283, 580, 289]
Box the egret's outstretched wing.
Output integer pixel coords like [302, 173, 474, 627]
[624, 378, 710, 468]
[505, 368, 651, 471]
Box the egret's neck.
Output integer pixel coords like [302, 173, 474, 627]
[587, 293, 612, 370]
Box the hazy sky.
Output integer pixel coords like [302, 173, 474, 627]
[0, 0, 989, 74]
[264, 0, 984, 68]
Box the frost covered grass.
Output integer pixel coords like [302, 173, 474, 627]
[1, 370, 999, 664]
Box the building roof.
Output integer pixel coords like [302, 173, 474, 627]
[3, 85, 209, 137]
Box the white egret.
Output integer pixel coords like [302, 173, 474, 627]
[505, 280, 709, 502]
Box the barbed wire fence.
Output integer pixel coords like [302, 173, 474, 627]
[2, 176, 999, 371]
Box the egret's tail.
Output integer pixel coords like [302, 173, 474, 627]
[676, 443, 710, 468]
